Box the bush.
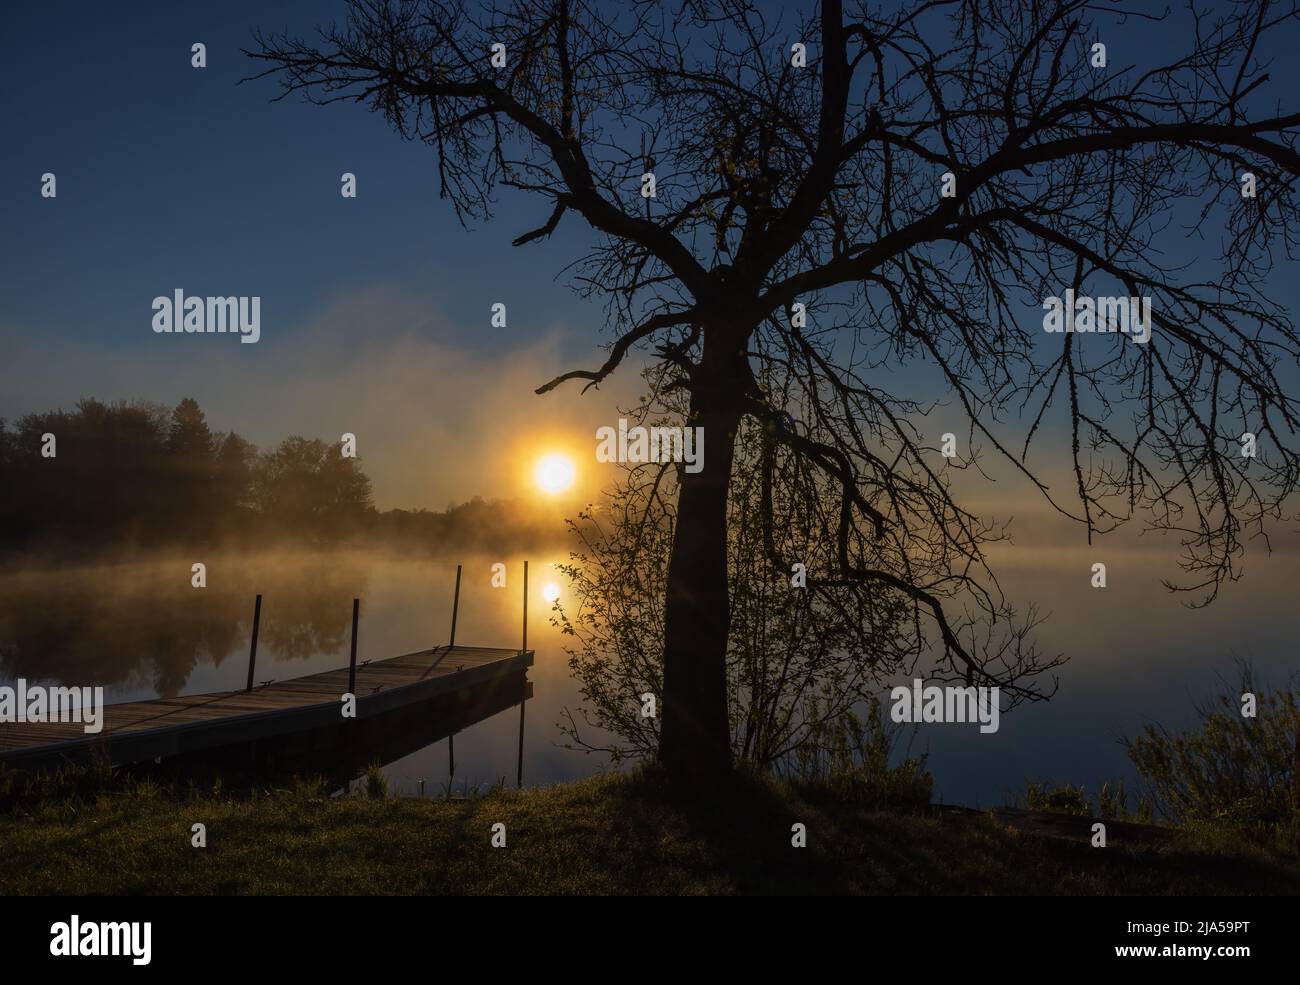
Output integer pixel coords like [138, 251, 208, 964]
[363, 763, 388, 800]
[790, 696, 933, 809]
[1125, 661, 1299, 825]
[1022, 780, 1090, 816]
[1097, 778, 1153, 823]
[1017, 778, 1154, 820]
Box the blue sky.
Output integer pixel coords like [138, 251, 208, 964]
[0, 1, 628, 507]
[0, 0, 600, 354]
[3, 1, 1300, 510]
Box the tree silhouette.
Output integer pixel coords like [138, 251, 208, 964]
[556, 380, 915, 770]
[252, 436, 375, 531]
[251, 0, 1300, 781]
[167, 397, 217, 538]
[0, 398, 375, 549]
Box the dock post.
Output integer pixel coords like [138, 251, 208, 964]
[516, 694, 525, 788]
[449, 564, 462, 649]
[348, 597, 359, 696]
[445, 564, 461, 787]
[517, 560, 528, 787]
[245, 594, 262, 692]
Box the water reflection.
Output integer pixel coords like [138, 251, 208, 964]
[0, 554, 369, 696]
[0, 551, 582, 794]
[1, 545, 1294, 805]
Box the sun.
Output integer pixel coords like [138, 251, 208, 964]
[543, 581, 562, 604]
[534, 452, 576, 494]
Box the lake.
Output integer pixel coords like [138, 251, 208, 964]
[0, 541, 1295, 807]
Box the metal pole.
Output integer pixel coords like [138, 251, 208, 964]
[516, 560, 529, 785]
[449, 564, 462, 649]
[245, 594, 262, 692]
[516, 696, 525, 788]
[348, 597, 359, 695]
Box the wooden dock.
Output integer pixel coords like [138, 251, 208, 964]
[0, 644, 533, 772]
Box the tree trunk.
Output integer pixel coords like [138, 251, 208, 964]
[659, 323, 748, 782]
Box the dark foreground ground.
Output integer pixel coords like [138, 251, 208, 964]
[1, 768, 1296, 894]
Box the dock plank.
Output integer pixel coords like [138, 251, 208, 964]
[0, 645, 533, 768]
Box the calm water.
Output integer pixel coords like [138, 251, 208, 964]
[0, 543, 1295, 806]
[0, 551, 600, 796]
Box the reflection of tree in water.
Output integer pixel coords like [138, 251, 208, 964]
[256, 579, 356, 663]
[0, 554, 367, 697]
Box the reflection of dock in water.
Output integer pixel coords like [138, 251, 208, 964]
[0, 560, 536, 783]
[0, 645, 533, 776]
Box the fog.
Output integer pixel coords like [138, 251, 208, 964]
[2, 526, 1294, 804]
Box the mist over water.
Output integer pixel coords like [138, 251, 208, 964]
[925, 532, 1300, 807]
[0, 541, 1293, 805]
[0, 550, 602, 795]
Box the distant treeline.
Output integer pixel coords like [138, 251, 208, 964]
[0, 398, 560, 555]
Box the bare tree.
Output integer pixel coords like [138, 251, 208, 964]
[249, 0, 1300, 782]
[555, 378, 920, 771]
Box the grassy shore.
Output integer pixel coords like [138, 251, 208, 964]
[2, 767, 1297, 894]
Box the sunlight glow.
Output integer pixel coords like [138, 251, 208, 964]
[534, 453, 576, 494]
[543, 581, 562, 603]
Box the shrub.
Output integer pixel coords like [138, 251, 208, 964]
[1022, 779, 1090, 816]
[790, 696, 933, 809]
[363, 763, 388, 800]
[1125, 661, 1298, 825]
